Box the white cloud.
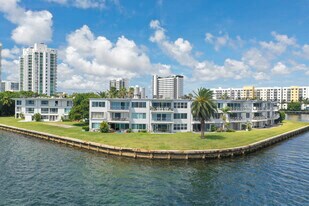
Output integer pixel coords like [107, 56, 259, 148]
[45, 0, 106, 9]
[272, 62, 290, 74]
[242, 48, 271, 72]
[205, 32, 244, 51]
[1, 45, 21, 81]
[58, 25, 172, 91]
[0, 0, 53, 45]
[253, 72, 270, 80]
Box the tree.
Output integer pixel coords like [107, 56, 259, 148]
[127, 87, 134, 98]
[191, 88, 217, 138]
[118, 87, 127, 98]
[220, 106, 231, 131]
[69, 93, 99, 121]
[108, 87, 118, 98]
[97, 91, 108, 98]
[278, 111, 285, 123]
[287, 102, 301, 111]
[33, 113, 41, 122]
[100, 121, 109, 133]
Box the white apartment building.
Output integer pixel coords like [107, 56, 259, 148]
[14, 98, 73, 122]
[212, 86, 309, 103]
[132, 85, 146, 99]
[0, 42, 2, 85]
[20, 43, 57, 96]
[152, 75, 184, 99]
[110, 78, 129, 90]
[89, 98, 279, 133]
[1, 81, 19, 92]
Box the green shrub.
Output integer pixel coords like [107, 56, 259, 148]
[19, 113, 25, 119]
[226, 128, 235, 132]
[210, 125, 217, 132]
[138, 129, 147, 133]
[33, 113, 41, 122]
[100, 121, 109, 133]
[216, 128, 224, 132]
[126, 128, 132, 133]
[82, 125, 89, 131]
[279, 111, 286, 123]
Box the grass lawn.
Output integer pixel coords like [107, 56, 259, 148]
[0, 117, 308, 150]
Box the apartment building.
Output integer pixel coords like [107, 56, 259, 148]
[132, 85, 146, 99]
[89, 98, 279, 133]
[20, 43, 57, 96]
[1, 81, 19, 92]
[0, 42, 2, 85]
[109, 78, 129, 90]
[212, 86, 309, 103]
[152, 75, 184, 99]
[14, 98, 73, 122]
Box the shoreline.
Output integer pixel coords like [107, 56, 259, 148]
[0, 123, 309, 160]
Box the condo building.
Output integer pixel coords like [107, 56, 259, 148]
[89, 98, 279, 133]
[20, 43, 57, 96]
[152, 75, 184, 99]
[1, 81, 19, 92]
[211, 86, 309, 103]
[0, 42, 2, 85]
[110, 78, 129, 90]
[14, 98, 73, 122]
[132, 85, 146, 99]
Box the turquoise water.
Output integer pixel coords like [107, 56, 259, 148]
[0, 115, 308, 205]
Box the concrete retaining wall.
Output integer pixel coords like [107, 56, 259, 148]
[0, 123, 308, 160]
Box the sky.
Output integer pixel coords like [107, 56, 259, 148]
[0, 0, 309, 95]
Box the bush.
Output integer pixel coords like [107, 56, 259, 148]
[226, 128, 235, 132]
[210, 125, 217, 132]
[100, 121, 109, 133]
[216, 128, 224, 132]
[33, 113, 41, 122]
[126, 128, 132, 133]
[82, 125, 89, 131]
[19, 113, 25, 119]
[138, 129, 147, 133]
[279, 111, 286, 123]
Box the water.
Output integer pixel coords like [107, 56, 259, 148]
[0, 115, 308, 205]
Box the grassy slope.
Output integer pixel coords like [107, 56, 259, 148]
[0, 117, 308, 150]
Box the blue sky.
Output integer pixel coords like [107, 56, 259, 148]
[1, 0, 309, 95]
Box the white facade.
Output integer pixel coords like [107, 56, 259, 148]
[1, 81, 19, 92]
[0, 42, 2, 86]
[110, 78, 129, 90]
[89, 99, 279, 133]
[152, 75, 184, 99]
[14, 98, 73, 122]
[133, 85, 146, 99]
[20, 43, 57, 96]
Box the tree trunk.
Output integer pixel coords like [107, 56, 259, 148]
[200, 119, 205, 139]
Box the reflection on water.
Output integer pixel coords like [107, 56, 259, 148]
[0, 114, 308, 205]
[286, 113, 309, 122]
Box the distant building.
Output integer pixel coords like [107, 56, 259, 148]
[211, 86, 309, 103]
[1, 81, 19, 92]
[14, 98, 73, 122]
[132, 85, 146, 99]
[152, 75, 184, 99]
[109, 78, 129, 90]
[20, 43, 57, 96]
[0, 42, 2, 86]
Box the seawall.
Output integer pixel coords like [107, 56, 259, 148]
[0, 123, 309, 160]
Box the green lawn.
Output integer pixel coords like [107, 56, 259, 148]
[0, 117, 308, 150]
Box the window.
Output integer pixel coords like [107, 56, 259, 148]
[26, 108, 34, 113]
[54, 101, 59, 106]
[67, 101, 73, 107]
[91, 112, 104, 119]
[92, 101, 106, 107]
[152, 102, 171, 108]
[152, 113, 172, 121]
[132, 113, 146, 119]
[26, 100, 34, 105]
[246, 113, 250, 118]
[16, 107, 21, 112]
[111, 102, 129, 110]
[41, 108, 49, 114]
[41, 115, 48, 120]
[16, 100, 22, 105]
[50, 108, 58, 114]
[41, 100, 48, 106]
[174, 113, 187, 119]
[131, 124, 146, 130]
[174, 124, 187, 130]
[132, 102, 146, 108]
[174, 102, 188, 108]
[64, 108, 71, 114]
[92, 123, 100, 129]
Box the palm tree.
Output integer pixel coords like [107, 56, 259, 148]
[191, 88, 217, 138]
[97, 91, 108, 98]
[108, 87, 118, 98]
[220, 106, 230, 131]
[127, 87, 134, 98]
[118, 87, 127, 98]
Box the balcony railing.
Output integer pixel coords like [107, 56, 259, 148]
[152, 118, 172, 122]
[253, 116, 267, 120]
[110, 106, 129, 110]
[111, 117, 129, 121]
[227, 107, 251, 111]
[229, 117, 243, 121]
[150, 107, 173, 112]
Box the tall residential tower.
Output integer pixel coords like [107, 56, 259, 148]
[152, 75, 184, 99]
[20, 43, 57, 96]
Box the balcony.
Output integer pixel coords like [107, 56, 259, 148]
[228, 107, 251, 112]
[110, 106, 129, 111]
[111, 117, 129, 121]
[150, 107, 173, 112]
[229, 117, 243, 122]
[252, 116, 267, 121]
[152, 118, 172, 122]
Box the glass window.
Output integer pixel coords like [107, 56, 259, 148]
[111, 102, 129, 110]
[174, 102, 188, 108]
[132, 102, 146, 108]
[91, 112, 104, 119]
[92, 123, 100, 129]
[153, 102, 171, 108]
[41, 100, 48, 106]
[246, 113, 250, 118]
[132, 113, 146, 119]
[131, 124, 146, 130]
[50, 108, 58, 114]
[26, 100, 34, 105]
[173, 124, 188, 130]
[64, 108, 71, 114]
[26, 108, 34, 113]
[174, 113, 187, 119]
[41, 108, 49, 114]
[92, 101, 105, 107]
[16, 100, 22, 105]
[67, 101, 73, 107]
